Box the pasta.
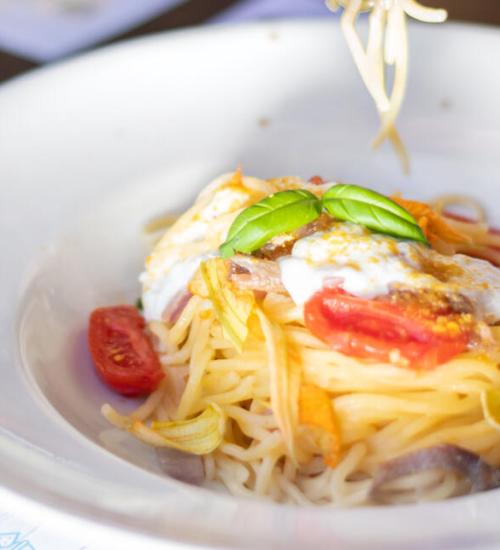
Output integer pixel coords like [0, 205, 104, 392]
[96, 172, 500, 506]
[326, 1, 448, 171]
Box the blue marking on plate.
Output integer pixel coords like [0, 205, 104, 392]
[0, 533, 19, 548]
[0, 532, 36, 549]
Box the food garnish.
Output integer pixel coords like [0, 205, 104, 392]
[323, 183, 428, 244]
[198, 258, 254, 352]
[149, 404, 225, 454]
[304, 287, 471, 370]
[298, 384, 341, 467]
[88, 306, 164, 396]
[392, 196, 471, 246]
[220, 189, 322, 258]
[103, 403, 225, 455]
[221, 183, 427, 257]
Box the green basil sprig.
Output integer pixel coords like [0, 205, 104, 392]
[219, 183, 428, 258]
[219, 189, 322, 258]
[322, 184, 428, 245]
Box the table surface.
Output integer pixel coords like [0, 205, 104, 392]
[0, 0, 499, 83]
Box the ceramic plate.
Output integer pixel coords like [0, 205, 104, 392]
[1, 19, 500, 549]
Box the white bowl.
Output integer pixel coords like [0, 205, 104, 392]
[1, 19, 500, 548]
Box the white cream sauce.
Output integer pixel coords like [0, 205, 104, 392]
[279, 222, 500, 322]
[141, 254, 214, 321]
[442, 254, 500, 322]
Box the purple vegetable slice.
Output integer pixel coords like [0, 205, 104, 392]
[371, 444, 500, 503]
[156, 448, 205, 486]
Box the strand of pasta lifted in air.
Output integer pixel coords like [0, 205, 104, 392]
[326, 0, 447, 172]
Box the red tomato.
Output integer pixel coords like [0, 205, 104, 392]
[88, 305, 164, 396]
[304, 289, 470, 370]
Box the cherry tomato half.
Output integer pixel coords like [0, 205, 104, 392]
[88, 305, 164, 396]
[304, 288, 470, 370]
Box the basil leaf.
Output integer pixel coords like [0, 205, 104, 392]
[323, 183, 418, 225]
[323, 198, 428, 244]
[220, 190, 322, 258]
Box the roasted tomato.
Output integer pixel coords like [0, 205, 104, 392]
[304, 288, 471, 370]
[88, 305, 164, 396]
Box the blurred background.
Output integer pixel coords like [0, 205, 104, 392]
[0, 0, 498, 83]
